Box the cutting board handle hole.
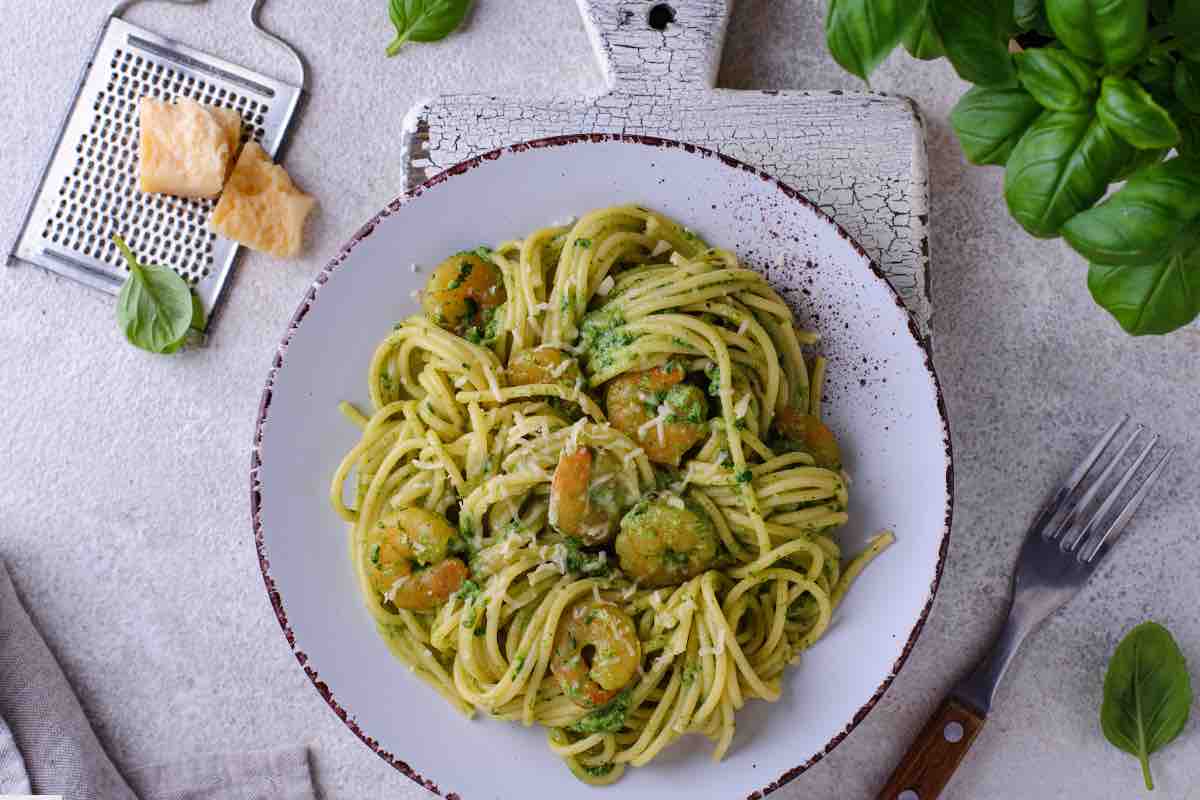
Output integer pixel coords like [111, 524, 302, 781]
[647, 3, 676, 30]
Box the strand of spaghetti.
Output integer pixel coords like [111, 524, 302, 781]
[832, 531, 896, 608]
[455, 384, 605, 421]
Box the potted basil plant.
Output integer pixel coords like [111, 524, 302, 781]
[825, 0, 1200, 335]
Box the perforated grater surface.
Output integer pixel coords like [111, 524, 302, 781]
[9, 0, 306, 322]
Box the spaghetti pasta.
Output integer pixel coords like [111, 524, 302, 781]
[330, 205, 892, 784]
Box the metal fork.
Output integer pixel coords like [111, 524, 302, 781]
[878, 416, 1174, 800]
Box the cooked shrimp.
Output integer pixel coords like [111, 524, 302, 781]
[507, 347, 580, 387]
[365, 507, 468, 611]
[605, 362, 707, 465]
[422, 252, 506, 338]
[549, 447, 632, 545]
[615, 497, 718, 588]
[774, 407, 842, 469]
[551, 598, 641, 708]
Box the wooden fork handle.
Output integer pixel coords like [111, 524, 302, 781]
[877, 697, 986, 800]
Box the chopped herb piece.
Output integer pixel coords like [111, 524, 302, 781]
[568, 689, 633, 734]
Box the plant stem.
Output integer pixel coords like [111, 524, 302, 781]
[112, 235, 143, 280]
[1141, 753, 1154, 791]
[386, 33, 409, 57]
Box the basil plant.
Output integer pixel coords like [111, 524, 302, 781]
[826, 0, 1200, 335]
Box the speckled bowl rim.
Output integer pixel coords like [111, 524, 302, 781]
[250, 133, 954, 800]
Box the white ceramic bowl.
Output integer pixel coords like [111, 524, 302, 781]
[252, 135, 952, 799]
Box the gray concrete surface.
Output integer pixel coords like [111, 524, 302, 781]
[2, 2, 1198, 799]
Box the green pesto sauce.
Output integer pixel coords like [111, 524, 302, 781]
[568, 688, 633, 734]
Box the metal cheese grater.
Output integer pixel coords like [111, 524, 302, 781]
[8, 0, 307, 323]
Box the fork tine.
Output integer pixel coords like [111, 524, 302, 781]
[1071, 434, 1159, 559]
[1058, 425, 1145, 550]
[1030, 414, 1130, 541]
[1083, 446, 1174, 563]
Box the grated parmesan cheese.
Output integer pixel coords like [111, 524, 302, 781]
[698, 627, 727, 657]
[665, 494, 685, 510]
[733, 393, 751, 419]
[409, 263, 421, 273]
[596, 275, 614, 296]
[549, 543, 569, 574]
[651, 239, 672, 257]
[623, 447, 645, 466]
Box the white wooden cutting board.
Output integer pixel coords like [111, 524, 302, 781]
[401, 0, 932, 335]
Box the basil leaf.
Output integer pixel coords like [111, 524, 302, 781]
[1177, 109, 1200, 155]
[1113, 145, 1169, 181]
[1173, 0, 1200, 49]
[387, 0, 471, 57]
[1176, 61, 1200, 114]
[1015, 0, 1049, 30]
[931, 0, 1018, 87]
[1004, 110, 1132, 237]
[1015, 48, 1098, 111]
[902, 0, 945, 60]
[1064, 158, 1200, 264]
[951, 86, 1045, 164]
[1138, 56, 1179, 108]
[1098, 77, 1181, 149]
[114, 236, 195, 354]
[1100, 621, 1193, 788]
[825, 0, 924, 81]
[1046, 0, 1149, 67]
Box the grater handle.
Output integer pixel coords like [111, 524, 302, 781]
[108, 0, 307, 91]
[110, 0, 205, 17]
[576, 0, 732, 90]
[249, 0, 308, 92]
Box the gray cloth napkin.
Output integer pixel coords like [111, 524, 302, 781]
[0, 561, 317, 799]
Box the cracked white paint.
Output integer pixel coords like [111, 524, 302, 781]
[401, 0, 932, 335]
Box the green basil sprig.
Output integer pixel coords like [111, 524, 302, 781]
[386, 0, 471, 57]
[1047, 0, 1148, 67]
[1089, 246, 1200, 334]
[825, 0, 924, 81]
[951, 87, 1044, 165]
[930, 0, 1017, 87]
[114, 236, 204, 355]
[1098, 77, 1181, 149]
[1004, 111, 1131, 237]
[1101, 621, 1193, 790]
[824, 0, 1200, 334]
[902, 0, 945, 61]
[1014, 48, 1097, 111]
[1064, 158, 1200, 264]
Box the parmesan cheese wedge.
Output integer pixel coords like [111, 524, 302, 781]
[139, 97, 242, 198]
[210, 142, 315, 258]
